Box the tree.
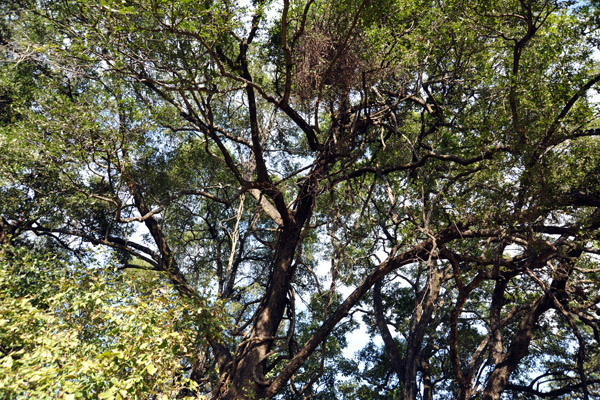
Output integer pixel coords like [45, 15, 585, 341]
[0, 245, 213, 399]
[1, 0, 600, 399]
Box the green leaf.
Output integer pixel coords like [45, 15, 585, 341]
[98, 387, 115, 399]
[2, 355, 14, 369]
[146, 361, 157, 375]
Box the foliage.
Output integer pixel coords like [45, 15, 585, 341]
[0, 246, 212, 399]
[1, 0, 600, 399]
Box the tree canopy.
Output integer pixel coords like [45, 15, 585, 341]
[2, 0, 600, 399]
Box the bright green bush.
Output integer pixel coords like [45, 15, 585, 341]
[0, 247, 209, 400]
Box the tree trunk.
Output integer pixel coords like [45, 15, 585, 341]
[217, 225, 302, 400]
[482, 294, 551, 400]
[402, 264, 442, 400]
[482, 262, 571, 400]
[374, 279, 405, 380]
